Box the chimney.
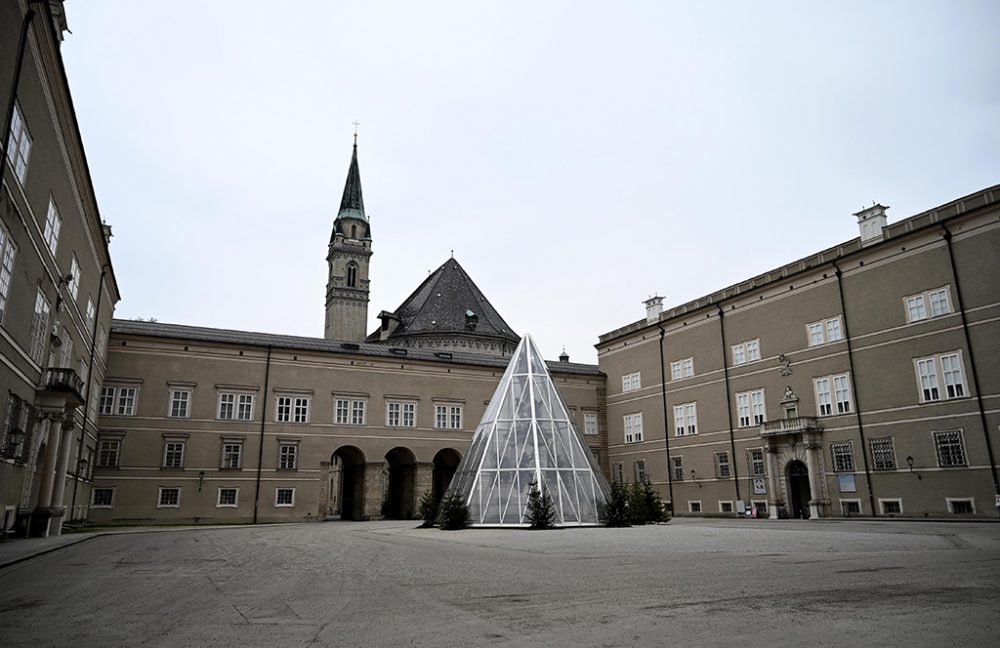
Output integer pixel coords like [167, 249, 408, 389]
[643, 296, 664, 323]
[854, 204, 888, 246]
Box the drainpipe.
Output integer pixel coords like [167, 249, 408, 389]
[716, 306, 742, 503]
[941, 225, 999, 505]
[252, 345, 273, 524]
[657, 323, 675, 513]
[1, 8, 35, 185]
[832, 260, 877, 517]
[70, 264, 108, 520]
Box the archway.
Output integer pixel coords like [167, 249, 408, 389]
[331, 446, 366, 520]
[384, 447, 417, 519]
[432, 448, 462, 503]
[786, 460, 811, 519]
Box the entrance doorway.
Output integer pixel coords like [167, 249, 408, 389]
[786, 460, 811, 519]
[432, 448, 462, 504]
[384, 447, 417, 519]
[331, 446, 366, 520]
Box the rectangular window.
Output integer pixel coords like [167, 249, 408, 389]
[815, 374, 851, 416]
[715, 452, 731, 479]
[830, 441, 855, 472]
[915, 353, 966, 402]
[934, 430, 966, 467]
[670, 358, 694, 381]
[689, 501, 702, 513]
[29, 289, 50, 364]
[293, 397, 309, 423]
[351, 399, 365, 425]
[841, 499, 862, 516]
[221, 441, 243, 469]
[673, 402, 697, 436]
[747, 448, 766, 476]
[276, 395, 309, 423]
[634, 460, 647, 483]
[157, 487, 180, 508]
[807, 316, 843, 346]
[335, 399, 350, 424]
[906, 295, 927, 322]
[869, 437, 896, 471]
[671, 456, 683, 481]
[0, 224, 16, 322]
[736, 389, 766, 426]
[6, 103, 32, 183]
[275, 488, 295, 507]
[276, 396, 292, 422]
[732, 344, 746, 365]
[43, 199, 61, 255]
[217, 488, 238, 507]
[69, 254, 81, 299]
[99, 386, 115, 416]
[719, 501, 734, 513]
[879, 499, 902, 515]
[746, 339, 760, 362]
[116, 387, 137, 415]
[622, 372, 641, 392]
[279, 443, 297, 470]
[99, 385, 139, 416]
[940, 354, 965, 399]
[237, 394, 254, 420]
[97, 439, 120, 467]
[169, 389, 190, 418]
[218, 393, 234, 419]
[91, 488, 114, 508]
[623, 413, 643, 443]
[928, 289, 951, 317]
[916, 358, 939, 401]
[807, 323, 824, 347]
[826, 317, 843, 342]
[906, 286, 952, 322]
[85, 297, 95, 329]
[584, 412, 598, 436]
[163, 441, 185, 468]
[387, 401, 416, 427]
[218, 392, 254, 420]
[732, 339, 761, 365]
[612, 462, 624, 483]
[435, 404, 462, 429]
[947, 498, 975, 514]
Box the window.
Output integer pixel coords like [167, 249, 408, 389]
[0, 224, 15, 322]
[736, 389, 766, 427]
[346, 262, 358, 287]
[719, 501, 733, 513]
[879, 499, 902, 515]
[218, 392, 254, 420]
[157, 487, 181, 508]
[29, 289, 50, 364]
[96, 323, 107, 358]
[623, 413, 643, 443]
[276, 395, 310, 423]
[68, 254, 81, 299]
[934, 430, 966, 467]
[841, 499, 862, 516]
[612, 462, 624, 483]
[688, 501, 702, 513]
[334, 398, 366, 425]
[869, 437, 896, 471]
[830, 441, 855, 472]
[670, 358, 694, 381]
[622, 372, 641, 392]
[584, 412, 598, 436]
[732, 339, 761, 365]
[915, 353, 967, 402]
[221, 440, 243, 469]
[671, 456, 683, 481]
[85, 297, 95, 329]
[815, 374, 852, 416]
[91, 488, 114, 508]
[97, 439, 120, 467]
[168, 389, 191, 418]
[275, 488, 295, 507]
[98, 385, 138, 416]
[715, 452, 731, 479]
[43, 199, 61, 255]
[434, 404, 463, 429]
[905, 287, 952, 322]
[806, 316, 843, 346]
[947, 498, 975, 514]
[162, 440, 185, 468]
[386, 401, 416, 427]
[217, 488, 238, 507]
[747, 448, 766, 476]
[634, 460, 647, 483]
[6, 103, 31, 183]
[1, 394, 32, 461]
[673, 402, 697, 436]
[752, 501, 769, 517]
[279, 443, 297, 470]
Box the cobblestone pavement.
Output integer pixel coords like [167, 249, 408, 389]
[0, 518, 998, 647]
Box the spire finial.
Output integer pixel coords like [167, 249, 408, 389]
[352, 120, 361, 145]
[450, 249, 454, 258]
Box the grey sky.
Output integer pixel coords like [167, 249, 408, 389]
[61, 1, 1000, 364]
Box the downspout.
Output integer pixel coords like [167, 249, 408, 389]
[941, 225, 999, 504]
[716, 306, 742, 503]
[252, 346, 273, 524]
[832, 260, 877, 517]
[657, 323, 674, 513]
[0, 9, 35, 184]
[70, 264, 108, 520]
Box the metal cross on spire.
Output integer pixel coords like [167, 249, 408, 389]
[352, 121, 361, 145]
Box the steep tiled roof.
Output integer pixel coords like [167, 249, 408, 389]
[110, 319, 602, 376]
[332, 143, 370, 240]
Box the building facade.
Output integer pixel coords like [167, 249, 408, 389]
[598, 187, 1000, 519]
[1, 1, 120, 537]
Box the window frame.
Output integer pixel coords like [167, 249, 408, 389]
[670, 357, 694, 381]
[221, 439, 244, 470]
[583, 412, 598, 436]
[869, 437, 896, 471]
[218, 391, 255, 421]
[623, 412, 644, 443]
[830, 441, 855, 473]
[278, 442, 298, 470]
[43, 198, 61, 256]
[814, 373, 852, 416]
[157, 486, 181, 508]
[91, 487, 115, 508]
[904, 286, 952, 323]
[29, 288, 50, 364]
[878, 498, 903, 515]
[217, 487, 239, 508]
[671, 455, 683, 481]
[806, 316, 843, 347]
[434, 403, 463, 429]
[97, 438, 121, 468]
[6, 102, 32, 183]
[747, 448, 766, 477]
[0, 223, 15, 324]
[621, 372, 642, 392]
[634, 459, 647, 483]
[386, 400, 417, 427]
[933, 429, 967, 467]
[735, 389, 766, 427]
[162, 439, 185, 469]
[672, 402, 697, 436]
[168, 388, 191, 418]
[914, 352, 968, 403]
[714, 451, 731, 479]
[275, 487, 296, 507]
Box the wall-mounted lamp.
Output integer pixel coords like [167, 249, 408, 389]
[77, 456, 89, 474]
[198, 470, 206, 491]
[7, 427, 25, 450]
[691, 469, 702, 488]
[905, 456, 922, 480]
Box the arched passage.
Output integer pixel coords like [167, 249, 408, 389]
[432, 448, 462, 503]
[383, 447, 417, 519]
[786, 460, 811, 520]
[331, 446, 366, 520]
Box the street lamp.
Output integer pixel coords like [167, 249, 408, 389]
[198, 470, 206, 491]
[691, 469, 702, 487]
[905, 455, 922, 480]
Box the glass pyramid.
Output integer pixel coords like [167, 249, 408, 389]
[446, 334, 611, 526]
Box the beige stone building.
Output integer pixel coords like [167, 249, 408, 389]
[598, 187, 1000, 519]
[1, 1, 120, 537]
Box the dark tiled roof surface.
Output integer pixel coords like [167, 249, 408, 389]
[366, 258, 520, 345]
[110, 319, 602, 376]
[332, 143, 370, 239]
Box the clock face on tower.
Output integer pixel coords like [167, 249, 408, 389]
[753, 478, 766, 494]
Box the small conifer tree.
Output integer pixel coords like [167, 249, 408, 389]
[418, 490, 438, 528]
[438, 490, 470, 530]
[642, 480, 669, 523]
[628, 481, 650, 524]
[605, 481, 632, 527]
[526, 479, 556, 529]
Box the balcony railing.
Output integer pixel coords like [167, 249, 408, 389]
[760, 417, 821, 437]
[42, 367, 85, 406]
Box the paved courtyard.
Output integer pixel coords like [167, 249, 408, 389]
[1, 518, 998, 647]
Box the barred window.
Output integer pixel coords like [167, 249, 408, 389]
[869, 437, 896, 471]
[279, 443, 297, 470]
[97, 439, 121, 467]
[1, 394, 33, 461]
[934, 430, 966, 467]
[221, 441, 243, 469]
[715, 452, 731, 479]
[634, 460, 647, 483]
[671, 456, 683, 481]
[831, 441, 855, 472]
[217, 488, 238, 507]
[163, 441, 185, 468]
[747, 448, 766, 476]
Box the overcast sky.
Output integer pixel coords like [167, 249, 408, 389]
[61, 1, 1000, 365]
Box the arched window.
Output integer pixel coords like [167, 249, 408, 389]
[346, 262, 357, 288]
[351, 224, 357, 238]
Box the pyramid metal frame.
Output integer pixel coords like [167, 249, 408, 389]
[446, 334, 611, 526]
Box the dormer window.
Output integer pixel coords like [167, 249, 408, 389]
[465, 309, 478, 331]
[346, 262, 358, 288]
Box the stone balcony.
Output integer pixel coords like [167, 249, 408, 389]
[41, 367, 85, 407]
[760, 416, 822, 437]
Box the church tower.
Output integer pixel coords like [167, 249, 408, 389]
[324, 138, 372, 341]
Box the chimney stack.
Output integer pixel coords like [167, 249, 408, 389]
[854, 204, 888, 246]
[644, 296, 664, 324]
